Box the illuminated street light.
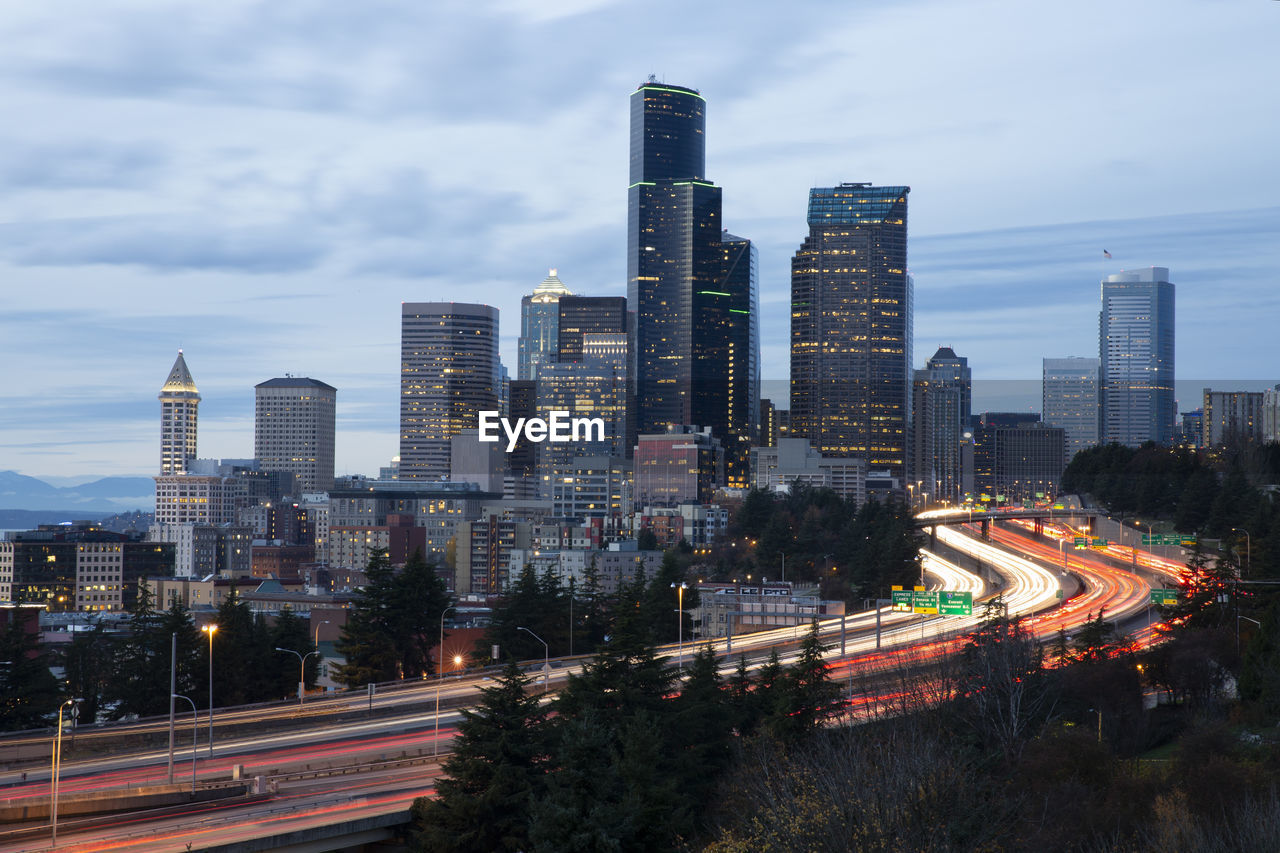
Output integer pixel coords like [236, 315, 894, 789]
[275, 647, 320, 708]
[434, 605, 457, 757]
[671, 582, 688, 671]
[201, 624, 217, 758]
[51, 697, 81, 846]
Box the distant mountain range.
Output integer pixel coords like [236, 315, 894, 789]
[0, 470, 154, 515]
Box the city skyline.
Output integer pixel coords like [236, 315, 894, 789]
[2, 1, 1277, 480]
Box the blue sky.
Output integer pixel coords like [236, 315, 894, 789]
[0, 0, 1276, 480]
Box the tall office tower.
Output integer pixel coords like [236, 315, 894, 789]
[1099, 268, 1175, 446]
[400, 302, 499, 481]
[1264, 385, 1280, 444]
[759, 399, 778, 448]
[518, 270, 571, 381]
[696, 232, 760, 488]
[910, 347, 971, 504]
[557, 296, 627, 362]
[159, 350, 200, 475]
[627, 79, 719, 444]
[625, 80, 757, 485]
[536, 333, 629, 499]
[791, 183, 912, 484]
[254, 377, 337, 493]
[1042, 357, 1101, 464]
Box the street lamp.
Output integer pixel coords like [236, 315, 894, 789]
[274, 647, 320, 708]
[434, 605, 456, 756]
[51, 697, 81, 846]
[671, 582, 688, 671]
[200, 624, 217, 758]
[517, 626, 549, 694]
[314, 619, 331, 646]
[171, 694, 198, 794]
[1232, 528, 1251, 574]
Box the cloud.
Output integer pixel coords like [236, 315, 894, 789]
[0, 140, 168, 190]
[1, 215, 328, 273]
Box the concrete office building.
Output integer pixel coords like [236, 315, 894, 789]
[518, 270, 572, 381]
[255, 377, 337, 493]
[911, 347, 971, 504]
[399, 302, 500, 481]
[1202, 389, 1266, 447]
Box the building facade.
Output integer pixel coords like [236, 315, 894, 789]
[159, 350, 200, 476]
[254, 377, 337, 493]
[1042, 357, 1101, 464]
[791, 183, 912, 484]
[750, 438, 868, 505]
[557, 296, 627, 363]
[972, 423, 1066, 503]
[518, 270, 572, 381]
[910, 347, 971, 504]
[399, 302, 500, 481]
[634, 425, 724, 508]
[1202, 389, 1266, 447]
[1100, 268, 1176, 446]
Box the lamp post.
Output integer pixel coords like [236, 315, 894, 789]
[171, 694, 198, 794]
[1238, 614, 1261, 656]
[517, 626, 549, 694]
[200, 624, 217, 759]
[314, 619, 330, 646]
[670, 582, 688, 671]
[1233, 528, 1251, 575]
[434, 605, 457, 756]
[274, 648, 320, 708]
[51, 697, 80, 847]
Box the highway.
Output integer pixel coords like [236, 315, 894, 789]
[0, 512, 1182, 851]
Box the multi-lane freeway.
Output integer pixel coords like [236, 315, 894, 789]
[0, 510, 1183, 851]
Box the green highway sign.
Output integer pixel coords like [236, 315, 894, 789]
[1142, 534, 1182, 546]
[912, 590, 939, 614]
[891, 589, 913, 612]
[1073, 537, 1088, 547]
[1091, 538, 1110, 547]
[1150, 588, 1178, 606]
[1056, 589, 1064, 599]
[939, 591, 973, 616]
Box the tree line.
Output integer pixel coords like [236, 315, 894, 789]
[412, 621, 843, 851]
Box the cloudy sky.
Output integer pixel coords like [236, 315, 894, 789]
[1, 0, 1276, 482]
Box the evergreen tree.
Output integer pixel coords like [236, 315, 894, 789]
[270, 607, 317, 698]
[211, 588, 261, 706]
[767, 622, 843, 740]
[336, 550, 404, 687]
[413, 663, 546, 852]
[670, 645, 733, 810]
[60, 618, 111, 725]
[110, 581, 169, 718]
[0, 611, 61, 731]
[1239, 600, 1280, 713]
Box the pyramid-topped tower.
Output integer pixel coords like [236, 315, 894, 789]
[158, 350, 200, 475]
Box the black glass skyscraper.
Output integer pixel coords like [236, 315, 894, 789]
[627, 79, 757, 481]
[791, 183, 912, 484]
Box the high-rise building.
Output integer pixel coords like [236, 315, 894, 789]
[972, 423, 1066, 503]
[505, 380, 539, 499]
[628, 80, 719, 445]
[1202, 389, 1266, 447]
[696, 232, 759, 488]
[1100, 268, 1175, 446]
[254, 377, 337, 493]
[759, 399, 778, 448]
[634, 425, 724, 508]
[159, 350, 200, 476]
[1042, 357, 1100, 464]
[625, 79, 758, 487]
[400, 302, 500, 481]
[791, 183, 912, 484]
[518, 270, 571, 381]
[557, 296, 627, 363]
[910, 347, 971, 504]
[536, 332, 629, 498]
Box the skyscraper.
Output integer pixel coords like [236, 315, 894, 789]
[791, 183, 912, 484]
[695, 231, 759, 488]
[626, 79, 757, 482]
[1099, 268, 1175, 446]
[1042, 357, 1100, 464]
[628, 80, 719, 443]
[557, 296, 627, 363]
[400, 302, 499, 481]
[254, 377, 337, 493]
[518, 270, 571, 381]
[910, 347, 971, 504]
[535, 332, 629, 498]
[158, 350, 199, 475]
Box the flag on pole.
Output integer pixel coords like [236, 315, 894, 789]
[1103, 249, 1112, 259]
